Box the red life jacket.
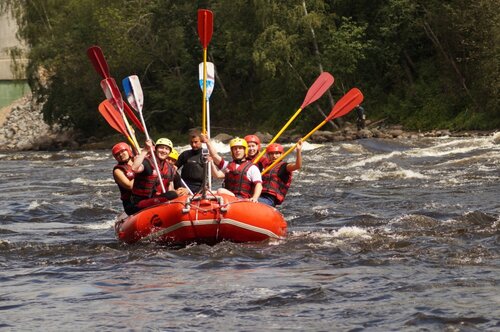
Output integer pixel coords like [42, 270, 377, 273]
[154, 165, 177, 195]
[113, 163, 135, 201]
[224, 161, 254, 198]
[261, 162, 292, 205]
[132, 158, 175, 200]
[251, 155, 270, 171]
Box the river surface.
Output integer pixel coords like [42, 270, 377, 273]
[1, 133, 499, 331]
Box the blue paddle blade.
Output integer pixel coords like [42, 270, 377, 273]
[122, 76, 139, 112]
[198, 62, 215, 99]
[122, 77, 133, 101]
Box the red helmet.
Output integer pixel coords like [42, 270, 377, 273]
[266, 143, 284, 154]
[112, 142, 132, 159]
[244, 134, 261, 150]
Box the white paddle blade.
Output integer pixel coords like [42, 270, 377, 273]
[128, 75, 144, 112]
[122, 77, 136, 111]
[198, 62, 215, 99]
[122, 75, 144, 113]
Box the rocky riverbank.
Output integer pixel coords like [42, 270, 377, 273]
[0, 95, 77, 151]
[0, 96, 496, 152]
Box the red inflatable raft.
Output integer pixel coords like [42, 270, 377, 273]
[114, 193, 287, 245]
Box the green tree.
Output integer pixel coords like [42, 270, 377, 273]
[2, 0, 498, 141]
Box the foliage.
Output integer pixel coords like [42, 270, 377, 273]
[1, 0, 498, 141]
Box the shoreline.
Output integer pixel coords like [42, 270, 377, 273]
[0, 96, 497, 152]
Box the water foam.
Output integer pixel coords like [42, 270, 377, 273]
[71, 177, 115, 187]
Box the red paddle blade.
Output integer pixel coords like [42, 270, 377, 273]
[98, 100, 128, 136]
[197, 9, 213, 49]
[300, 72, 334, 109]
[87, 45, 110, 79]
[123, 102, 145, 133]
[100, 77, 124, 112]
[327, 88, 364, 122]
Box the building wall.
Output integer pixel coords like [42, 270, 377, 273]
[0, 11, 28, 80]
[0, 11, 29, 108]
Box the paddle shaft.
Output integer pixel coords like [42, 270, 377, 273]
[124, 75, 167, 194]
[139, 111, 166, 194]
[202, 50, 208, 134]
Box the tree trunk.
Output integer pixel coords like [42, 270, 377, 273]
[302, 0, 338, 129]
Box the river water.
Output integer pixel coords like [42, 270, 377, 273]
[1, 133, 499, 331]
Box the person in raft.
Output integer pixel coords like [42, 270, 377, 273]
[201, 134, 262, 202]
[166, 148, 189, 195]
[111, 142, 136, 215]
[175, 130, 205, 194]
[129, 138, 181, 213]
[244, 134, 269, 170]
[258, 141, 302, 207]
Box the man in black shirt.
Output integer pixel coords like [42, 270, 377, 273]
[176, 131, 205, 193]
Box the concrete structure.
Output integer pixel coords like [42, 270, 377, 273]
[0, 11, 28, 79]
[0, 11, 29, 108]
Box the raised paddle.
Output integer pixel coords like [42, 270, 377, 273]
[87, 45, 110, 79]
[100, 77, 141, 151]
[98, 100, 138, 152]
[253, 72, 334, 164]
[261, 88, 363, 175]
[198, 62, 215, 100]
[197, 9, 214, 135]
[122, 75, 168, 194]
[198, 61, 215, 137]
[98, 100, 127, 136]
[87, 45, 144, 133]
[122, 76, 147, 135]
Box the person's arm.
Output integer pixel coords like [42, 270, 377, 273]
[113, 169, 133, 190]
[251, 182, 262, 202]
[286, 140, 302, 172]
[247, 165, 262, 202]
[208, 156, 225, 179]
[175, 152, 186, 169]
[200, 134, 223, 166]
[132, 139, 153, 173]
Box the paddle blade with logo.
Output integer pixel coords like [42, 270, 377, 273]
[198, 62, 215, 99]
[122, 75, 144, 113]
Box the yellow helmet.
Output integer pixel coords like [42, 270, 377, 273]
[229, 137, 248, 155]
[168, 148, 179, 161]
[155, 138, 173, 150]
